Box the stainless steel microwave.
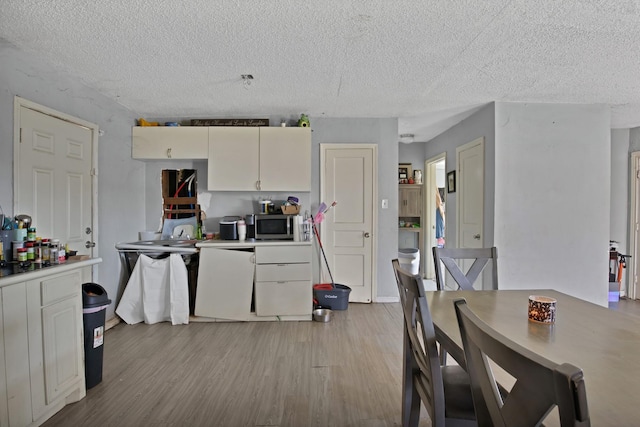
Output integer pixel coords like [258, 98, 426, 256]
[254, 214, 294, 240]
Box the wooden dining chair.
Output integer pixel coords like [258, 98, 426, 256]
[432, 247, 498, 290]
[392, 260, 476, 427]
[454, 299, 590, 427]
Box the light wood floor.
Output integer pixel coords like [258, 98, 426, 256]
[42, 297, 640, 427]
[42, 303, 428, 427]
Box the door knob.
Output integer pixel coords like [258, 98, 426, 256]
[473, 234, 481, 240]
[85, 241, 96, 248]
[364, 232, 370, 238]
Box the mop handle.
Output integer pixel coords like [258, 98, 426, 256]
[313, 223, 334, 284]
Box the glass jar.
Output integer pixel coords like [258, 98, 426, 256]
[51, 239, 60, 264]
[17, 248, 27, 262]
[42, 239, 50, 262]
[26, 242, 35, 261]
[27, 227, 36, 242]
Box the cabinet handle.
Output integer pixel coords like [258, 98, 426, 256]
[167, 148, 172, 158]
[474, 234, 481, 240]
[256, 180, 261, 190]
[364, 232, 370, 238]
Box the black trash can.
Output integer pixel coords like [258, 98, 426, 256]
[82, 283, 111, 389]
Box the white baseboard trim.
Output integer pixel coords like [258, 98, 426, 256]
[375, 296, 400, 303]
[105, 316, 121, 331]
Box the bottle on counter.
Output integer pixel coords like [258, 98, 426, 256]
[26, 242, 35, 261]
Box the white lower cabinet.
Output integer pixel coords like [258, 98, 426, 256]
[0, 266, 89, 427]
[254, 245, 312, 317]
[195, 243, 312, 320]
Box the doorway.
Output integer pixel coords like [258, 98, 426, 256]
[424, 154, 446, 280]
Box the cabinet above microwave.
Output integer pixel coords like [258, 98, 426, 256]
[208, 127, 311, 192]
[131, 126, 311, 192]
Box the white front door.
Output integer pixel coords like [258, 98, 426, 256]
[14, 99, 96, 256]
[457, 137, 484, 250]
[320, 144, 376, 303]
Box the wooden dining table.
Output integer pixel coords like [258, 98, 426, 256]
[425, 289, 640, 426]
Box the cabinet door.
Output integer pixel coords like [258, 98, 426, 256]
[259, 128, 311, 191]
[255, 281, 311, 316]
[399, 186, 422, 217]
[195, 248, 255, 320]
[208, 127, 260, 191]
[42, 297, 82, 405]
[132, 127, 208, 159]
[3, 283, 31, 427]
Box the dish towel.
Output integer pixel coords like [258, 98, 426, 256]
[116, 253, 189, 325]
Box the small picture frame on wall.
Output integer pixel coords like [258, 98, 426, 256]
[447, 171, 456, 193]
[398, 163, 413, 183]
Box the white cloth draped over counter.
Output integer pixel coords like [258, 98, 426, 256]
[116, 253, 189, 325]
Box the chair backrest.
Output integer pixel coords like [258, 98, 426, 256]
[393, 261, 447, 425]
[454, 299, 590, 427]
[432, 247, 498, 290]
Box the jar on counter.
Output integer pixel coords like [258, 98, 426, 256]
[17, 247, 27, 262]
[26, 242, 35, 261]
[34, 242, 42, 264]
[42, 239, 50, 263]
[51, 239, 60, 264]
[27, 227, 36, 242]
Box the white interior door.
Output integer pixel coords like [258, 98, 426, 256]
[320, 144, 376, 303]
[630, 152, 640, 300]
[457, 137, 484, 249]
[455, 138, 485, 289]
[15, 99, 96, 256]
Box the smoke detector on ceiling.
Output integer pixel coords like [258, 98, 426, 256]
[399, 134, 414, 144]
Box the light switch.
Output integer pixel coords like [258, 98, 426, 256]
[381, 199, 389, 209]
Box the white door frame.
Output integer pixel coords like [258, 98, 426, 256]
[424, 153, 446, 279]
[319, 143, 377, 303]
[628, 151, 640, 300]
[13, 97, 100, 273]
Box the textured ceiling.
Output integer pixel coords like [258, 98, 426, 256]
[2, 0, 640, 142]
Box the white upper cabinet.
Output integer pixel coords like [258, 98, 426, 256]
[208, 127, 311, 191]
[132, 127, 208, 159]
[207, 127, 260, 191]
[259, 128, 311, 191]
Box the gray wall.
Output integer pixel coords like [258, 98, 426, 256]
[611, 129, 630, 256]
[0, 39, 143, 319]
[298, 118, 400, 300]
[494, 102, 610, 306]
[423, 103, 496, 256]
[139, 118, 400, 300]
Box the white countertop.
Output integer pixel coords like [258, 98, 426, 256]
[197, 239, 312, 249]
[0, 257, 102, 287]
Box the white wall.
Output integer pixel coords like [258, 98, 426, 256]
[494, 102, 610, 306]
[0, 40, 142, 320]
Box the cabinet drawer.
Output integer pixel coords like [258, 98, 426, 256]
[255, 245, 311, 264]
[41, 271, 81, 306]
[255, 263, 310, 282]
[255, 280, 312, 316]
